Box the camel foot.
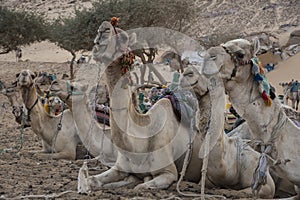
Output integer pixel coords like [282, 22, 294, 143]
[78, 161, 91, 194]
[102, 175, 141, 189]
[33, 152, 75, 160]
[134, 173, 176, 190]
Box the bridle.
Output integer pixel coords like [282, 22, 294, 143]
[222, 46, 252, 81]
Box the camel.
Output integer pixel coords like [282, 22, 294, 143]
[16, 69, 81, 160]
[77, 21, 275, 199]
[48, 78, 117, 165]
[77, 20, 206, 193]
[16, 47, 22, 62]
[1, 81, 31, 127]
[279, 82, 299, 110]
[200, 38, 300, 197]
[180, 65, 275, 197]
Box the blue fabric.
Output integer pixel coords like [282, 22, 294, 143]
[291, 83, 300, 92]
[254, 74, 263, 82]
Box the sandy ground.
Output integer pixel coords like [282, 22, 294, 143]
[0, 61, 257, 200]
[267, 52, 300, 95]
[0, 33, 299, 200]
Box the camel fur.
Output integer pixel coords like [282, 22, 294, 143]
[16, 69, 80, 160]
[201, 38, 300, 197]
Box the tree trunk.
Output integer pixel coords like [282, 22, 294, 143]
[70, 51, 76, 80]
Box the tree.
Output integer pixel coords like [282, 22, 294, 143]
[0, 6, 47, 54]
[92, 0, 195, 33]
[48, 0, 196, 79]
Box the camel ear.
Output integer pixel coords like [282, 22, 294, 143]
[222, 43, 245, 59]
[30, 72, 36, 80]
[252, 37, 261, 56]
[129, 33, 137, 48]
[34, 71, 38, 77]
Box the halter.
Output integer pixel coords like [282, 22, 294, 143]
[222, 46, 252, 81]
[26, 97, 38, 122]
[66, 80, 84, 100]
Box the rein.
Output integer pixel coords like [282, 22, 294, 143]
[222, 46, 252, 81]
[66, 80, 84, 100]
[25, 97, 38, 122]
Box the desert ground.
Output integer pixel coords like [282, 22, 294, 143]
[1, 0, 300, 199]
[0, 40, 299, 199]
[0, 54, 256, 200]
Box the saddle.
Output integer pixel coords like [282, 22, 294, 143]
[95, 104, 110, 126]
[161, 89, 197, 128]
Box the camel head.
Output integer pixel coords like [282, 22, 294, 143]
[49, 79, 108, 107]
[49, 80, 69, 102]
[201, 39, 256, 84]
[180, 65, 209, 98]
[16, 70, 36, 88]
[93, 21, 137, 66]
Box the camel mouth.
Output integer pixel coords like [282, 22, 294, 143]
[190, 80, 198, 87]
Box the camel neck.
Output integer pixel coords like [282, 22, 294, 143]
[21, 85, 38, 110]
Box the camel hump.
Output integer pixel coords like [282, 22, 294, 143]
[127, 99, 170, 139]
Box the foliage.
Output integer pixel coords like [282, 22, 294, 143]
[49, 0, 195, 53]
[92, 0, 195, 32]
[0, 6, 47, 54]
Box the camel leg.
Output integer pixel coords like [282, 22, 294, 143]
[33, 151, 76, 160]
[134, 164, 177, 190]
[87, 167, 129, 190]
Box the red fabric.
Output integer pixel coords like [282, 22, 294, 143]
[261, 90, 269, 101]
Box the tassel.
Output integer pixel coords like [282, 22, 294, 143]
[254, 73, 264, 82]
[78, 161, 91, 194]
[262, 91, 272, 107]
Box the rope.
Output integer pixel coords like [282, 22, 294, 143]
[176, 79, 226, 200]
[0, 190, 75, 199]
[176, 115, 194, 196]
[51, 103, 64, 157]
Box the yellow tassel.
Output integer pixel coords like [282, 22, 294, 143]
[44, 103, 50, 114]
[264, 97, 272, 107]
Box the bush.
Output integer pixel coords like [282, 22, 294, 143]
[0, 6, 47, 54]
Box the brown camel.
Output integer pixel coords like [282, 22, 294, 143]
[16, 69, 80, 160]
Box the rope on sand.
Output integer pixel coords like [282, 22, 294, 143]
[0, 190, 76, 199]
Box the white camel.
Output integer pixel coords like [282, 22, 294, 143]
[200, 38, 300, 197]
[77, 21, 276, 198]
[49, 77, 117, 165]
[77, 21, 204, 192]
[16, 69, 81, 160]
[180, 65, 275, 197]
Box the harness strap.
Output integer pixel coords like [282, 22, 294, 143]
[25, 97, 38, 122]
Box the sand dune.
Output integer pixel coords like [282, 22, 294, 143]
[267, 52, 300, 95]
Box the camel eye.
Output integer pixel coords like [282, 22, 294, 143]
[210, 56, 217, 60]
[185, 72, 194, 77]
